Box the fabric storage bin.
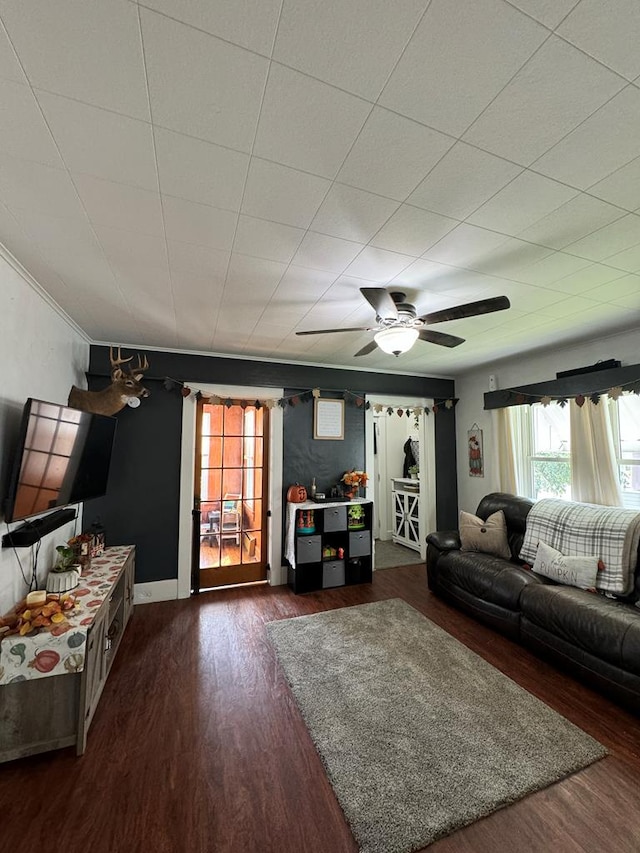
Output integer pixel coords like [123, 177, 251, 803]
[296, 535, 321, 564]
[324, 506, 347, 532]
[349, 530, 371, 557]
[322, 560, 345, 588]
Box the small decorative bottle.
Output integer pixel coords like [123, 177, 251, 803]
[310, 477, 317, 499]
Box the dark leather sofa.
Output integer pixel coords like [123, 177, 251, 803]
[427, 492, 640, 713]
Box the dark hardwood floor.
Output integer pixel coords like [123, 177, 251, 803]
[2, 565, 640, 852]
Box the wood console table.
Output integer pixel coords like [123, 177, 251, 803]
[0, 546, 134, 763]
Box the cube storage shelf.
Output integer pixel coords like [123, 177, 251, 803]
[288, 501, 373, 594]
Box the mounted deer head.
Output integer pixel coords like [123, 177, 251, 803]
[68, 347, 150, 416]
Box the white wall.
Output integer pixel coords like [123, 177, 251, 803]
[455, 328, 640, 516]
[0, 247, 89, 614]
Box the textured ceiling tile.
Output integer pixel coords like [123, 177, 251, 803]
[291, 231, 363, 274]
[601, 241, 640, 273]
[273, 0, 427, 100]
[253, 64, 370, 178]
[585, 274, 640, 303]
[532, 86, 640, 189]
[162, 196, 237, 251]
[74, 173, 164, 237]
[515, 251, 591, 286]
[241, 158, 330, 228]
[464, 37, 625, 165]
[310, 183, 399, 243]
[37, 91, 158, 191]
[467, 170, 578, 234]
[0, 0, 149, 119]
[0, 80, 62, 167]
[547, 263, 627, 294]
[344, 246, 415, 281]
[140, 0, 281, 55]
[154, 128, 249, 211]
[166, 240, 230, 280]
[233, 215, 305, 264]
[564, 213, 640, 261]
[558, 0, 640, 80]
[370, 205, 457, 256]
[517, 193, 625, 249]
[423, 223, 508, 267]
[337, 106, 454, 200]
[506, 0, 580, 29]
[141, 8, 268, 152]
[0, 155, 86, 219]
[588, 156, 640, 210]
[0, 22, 25, 84]
[379, 0, 546, 136]
[407, 142, 523, 220]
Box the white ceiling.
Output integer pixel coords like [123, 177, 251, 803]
[0, 0, 639, 376]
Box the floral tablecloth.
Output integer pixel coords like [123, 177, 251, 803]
[0, 546, 133, 685]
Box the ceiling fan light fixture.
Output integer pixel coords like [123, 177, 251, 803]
[374, 326, 419, 356]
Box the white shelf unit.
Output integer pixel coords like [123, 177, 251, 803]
[391, 479, 421, 552]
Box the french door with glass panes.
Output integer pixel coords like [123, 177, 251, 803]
[195, 399, 268, 590]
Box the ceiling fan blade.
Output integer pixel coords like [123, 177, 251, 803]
[418, 329, 465, 348]
[354, 340, 379, 357]
[295, 326, 373, 336]
[419, 296, 511, 325]
[360, 287, 399, 320]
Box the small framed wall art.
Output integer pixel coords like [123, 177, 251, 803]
[468, 424, 484, 477]
[314, 398, 344, 440]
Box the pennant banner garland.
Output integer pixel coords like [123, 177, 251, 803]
[498, 378, 640, 408]
[162, 377, 458, 416]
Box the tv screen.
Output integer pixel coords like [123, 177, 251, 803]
[3, 399, 117, 523]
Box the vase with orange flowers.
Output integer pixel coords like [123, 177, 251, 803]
[341, 469, 368, 499]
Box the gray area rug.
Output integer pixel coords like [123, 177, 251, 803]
[267, 599, 607, 853]
[375, 539, 424, 570]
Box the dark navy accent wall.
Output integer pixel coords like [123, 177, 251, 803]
[282, 390, 366, 497]
[87, 346, 456, 584]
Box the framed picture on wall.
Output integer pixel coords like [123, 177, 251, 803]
[468, 424, 484, 477]
[314, 398, 344, 440]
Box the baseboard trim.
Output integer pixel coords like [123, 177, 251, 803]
[134, 579, 178, 605]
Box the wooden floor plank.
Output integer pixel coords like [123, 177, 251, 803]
[2, 564, 639, 853]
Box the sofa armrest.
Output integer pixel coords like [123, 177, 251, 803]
[426, 530, 461, 592]
[426, 530, 461, 553]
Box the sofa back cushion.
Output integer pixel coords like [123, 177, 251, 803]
[476, 493, 534, 561]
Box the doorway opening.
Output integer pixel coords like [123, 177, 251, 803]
[195, 398, 269, 590]
[365, 396, 436, 565]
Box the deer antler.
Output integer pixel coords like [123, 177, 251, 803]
[109, 346, 134, 378]
[133, 353, 149, 373]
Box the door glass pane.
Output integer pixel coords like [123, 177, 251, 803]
[242, 499, 262, 532]
[202, 435, 222, 468]
[224, 406, 244, 435]
[203, 404, 223, 435]
[201, 468, 221, 502]
[223, 436, 243, 467]
[222, 469, 243, 499]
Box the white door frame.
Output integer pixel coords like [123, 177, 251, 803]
[365, 395, 435, 561]
[177, 384, 284, 599]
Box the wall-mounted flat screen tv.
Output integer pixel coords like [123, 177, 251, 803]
[3, 399, 117, 523]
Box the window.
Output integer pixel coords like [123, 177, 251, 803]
[513, 395, 640, 507]
[610, 395, 640, 509]
[518, 403, 572, 501]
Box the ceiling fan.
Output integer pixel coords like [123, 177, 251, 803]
[296, 288, 511, 357]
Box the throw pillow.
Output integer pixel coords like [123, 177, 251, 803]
[459, 510, 511, 560]
[532, 541, 599, 590]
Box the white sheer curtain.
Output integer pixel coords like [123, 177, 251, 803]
[569, 398, 623, 506]
[492, 407, 519, 494]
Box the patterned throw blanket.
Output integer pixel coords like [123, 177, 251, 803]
[519, 499, 640, 596]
